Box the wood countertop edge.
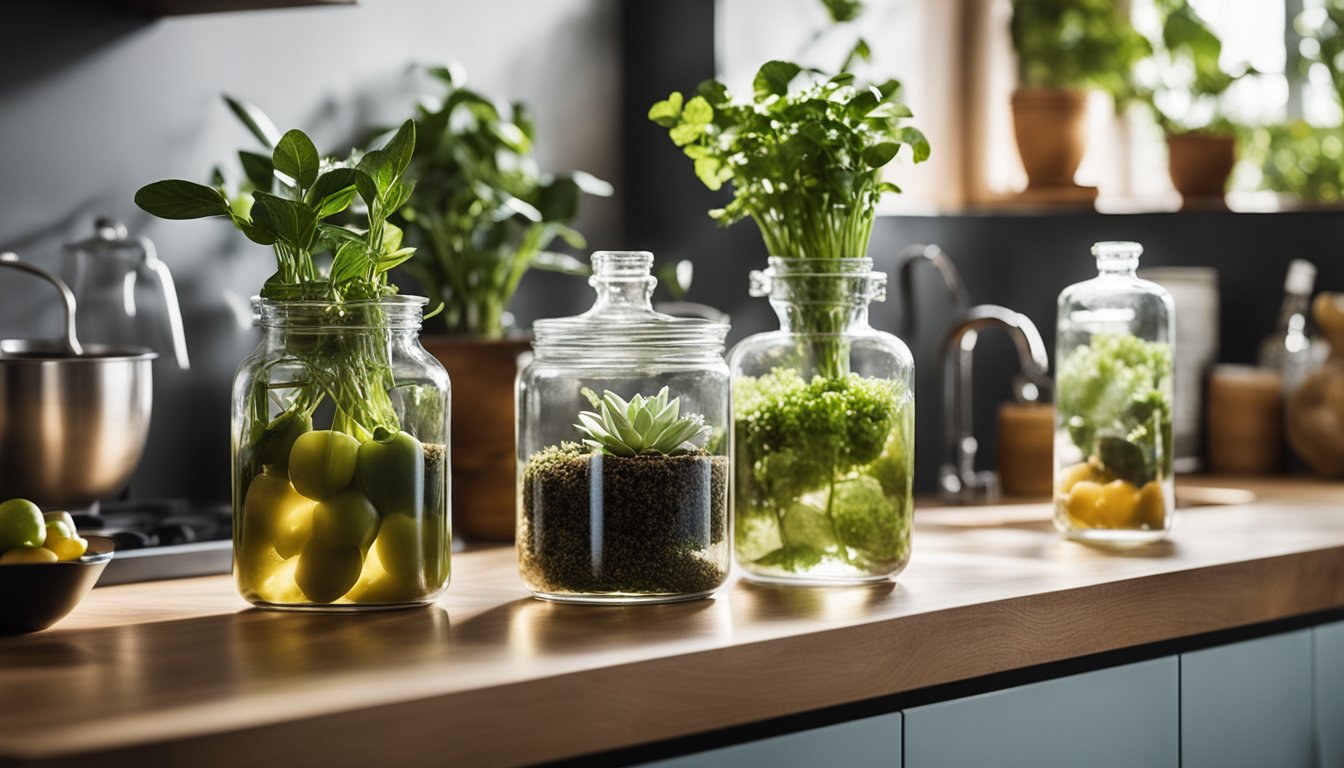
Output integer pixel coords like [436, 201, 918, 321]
[21, 544, 1344, 768]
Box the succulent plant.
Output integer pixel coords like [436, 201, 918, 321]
[575, 387, 709, 457]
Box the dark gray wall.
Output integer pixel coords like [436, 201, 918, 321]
[0, 0, 620, 504]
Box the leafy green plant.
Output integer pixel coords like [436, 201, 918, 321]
[136, 98, 421, 444]
[1010, 0, 1149, 97]
[1248, 2, 1344, 201]
[1137, 0, 1250, 134]
[575, 387, 708, 457]
[1057, 333, 1173, 486]
[649, 49, 928, 378]
[733, 369, 911, 571]
[392, 65, 612, 337]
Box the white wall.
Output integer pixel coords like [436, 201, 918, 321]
[0, 0, 620, 502]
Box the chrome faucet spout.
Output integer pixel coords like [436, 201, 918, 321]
[939, 305, 1052, 504]
[894, 243, 970, 340]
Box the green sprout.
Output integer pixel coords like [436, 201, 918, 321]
[575, 387, 708, 458]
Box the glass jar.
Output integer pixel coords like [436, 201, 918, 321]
[231, 297, 450, 610]
[1055, 242, 1175, 545]
[730, 257, 914, 584]
[517, 251, 730, 604]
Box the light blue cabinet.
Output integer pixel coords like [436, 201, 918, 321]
[1181, 629, 1313, 768]
[903, 657, 1178, 768]
[1316, 621, 1344, 767]
[643, 712, 901, 768]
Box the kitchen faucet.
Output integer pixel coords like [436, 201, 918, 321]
[939, 305, 1051, 504]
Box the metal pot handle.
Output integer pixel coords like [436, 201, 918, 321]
[0, 253, 83, 356]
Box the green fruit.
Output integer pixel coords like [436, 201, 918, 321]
[295, 542, 364, 603]
[42, 521, 88, 561]
[243, 473, 314, 558]
[312, 489, 380, 550]
[374, 513, 424, 582]
[43, 510, 76, 531]
[0, 498, 46, 550]
[257, 410, 313, 476]
[288, 430, 359, 500]
[356, 429, 424, 518]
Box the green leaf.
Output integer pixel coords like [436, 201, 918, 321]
[647, 91, 684, 127]
[379, 119, 416, 179]
[682, 96, 713, 126]
[354, 169, 381, 208]
[841, 38, 872, 72]
[898, 126, 931, 162]
[532, 251, 588, 275]
[753, 60, 802, 99]
[272, 130, 320, 191]
[314, 186, 357, 219]
[230, 212, 277, 245]
[135, 180, 231, 220]
[428, 62, 466, 86]
[306, 168, 359, 205]
[239, 151, 275, 192]
[822, 0, 863, 23]
[381, 179, 415, 218]
[330, 241, 370, 284]
[669, 123, 705, 147]
[374, 247, 416, 274]
[223, 95, 281, 149]
[251, 192, 317, 251]
[862, 141, 900, 168]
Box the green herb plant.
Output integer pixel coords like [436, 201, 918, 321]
[1248, 1, 1344, 201]
[1057, 333, 1173, 487]
[1010, 0, 1150, 98]
[649, 48, 928, 378]
[1136, 0, 1251, 135]
[393, 65, 613, 337]
[575, 387, 709, 457]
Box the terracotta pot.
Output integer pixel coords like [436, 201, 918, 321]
[1167, 131, 1236, 208]
[1011, 88, 1090, 190]
[421, 335, 531, 542]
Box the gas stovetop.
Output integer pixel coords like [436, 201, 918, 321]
[74, 499, 233, 585]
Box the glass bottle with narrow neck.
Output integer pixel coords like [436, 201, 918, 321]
[730, 257, 914, 584]
[1054, 242, 1175, 545]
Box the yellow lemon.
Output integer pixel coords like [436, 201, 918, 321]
[1136, 481, 1166, 530]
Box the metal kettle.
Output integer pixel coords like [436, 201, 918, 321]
[62, 219, 189, 369]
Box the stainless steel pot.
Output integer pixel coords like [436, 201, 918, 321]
[0, 253, 156, 509]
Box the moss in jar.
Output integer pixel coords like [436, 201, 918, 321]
[519, 388, 727, 597]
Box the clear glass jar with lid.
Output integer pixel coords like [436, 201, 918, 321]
[730, 257, 915, 584]
[517, 251, 730, 603]
[232, 297, 451, 610]
[1055, 241, 1176, 545]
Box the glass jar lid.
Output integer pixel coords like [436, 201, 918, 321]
[532, 251, 728, 355]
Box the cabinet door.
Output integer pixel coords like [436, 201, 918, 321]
[1317, 621, 1344, 768]
[643, 712, 900, 768]
[1181, 629, 1313, 768]
[903, 657, 1178, 768]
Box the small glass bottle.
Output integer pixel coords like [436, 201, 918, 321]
[517, 251, 730, 603]
[730, 257, 915, 584]
[1055, 242, 1175, 545]
[232, 297, 451, 609]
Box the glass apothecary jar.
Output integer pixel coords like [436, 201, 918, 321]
[232, 297, 451, 610]
[731, 257, 914, 584]
[517, 251, 730, 603]
[1055, 242, 1175, 545]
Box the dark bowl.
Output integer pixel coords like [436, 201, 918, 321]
[0, 536, 115, 634]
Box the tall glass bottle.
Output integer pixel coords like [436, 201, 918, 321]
[730, 257, 914, 584]
[1055, 242, 1175, 545]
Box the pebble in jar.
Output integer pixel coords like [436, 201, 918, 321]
[1054, 242, 1176, 545]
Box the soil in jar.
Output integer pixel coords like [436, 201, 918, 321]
[519, 444, 728, 596]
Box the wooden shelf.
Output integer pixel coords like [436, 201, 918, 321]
[0, 477, 1342, 766]
[123, 0, 353, 16]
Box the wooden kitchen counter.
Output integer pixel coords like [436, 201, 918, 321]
[1, 477, 1342, 767]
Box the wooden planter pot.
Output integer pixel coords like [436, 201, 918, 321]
[1167, 131, 1236, 209]
[1011, 88, 1095, 204]
[420, 335, 531, 543]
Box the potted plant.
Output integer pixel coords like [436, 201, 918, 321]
[1138, 0, 1250, 208]
[391, 65, 612, 542]
[135, 109, 453, 609]
[649, 42, 927, 583]
[1009, 0, 1148, 201]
